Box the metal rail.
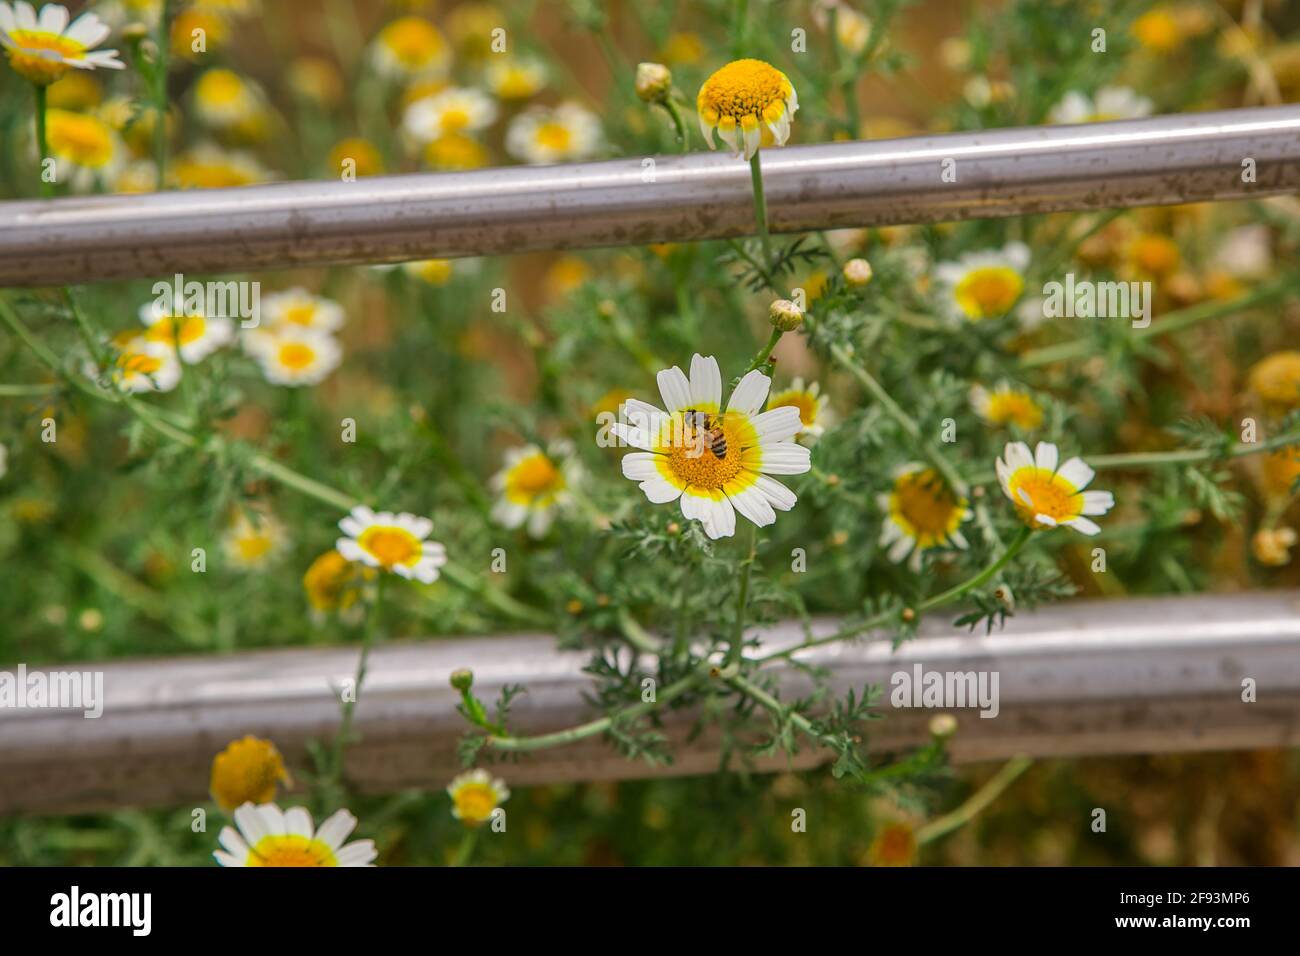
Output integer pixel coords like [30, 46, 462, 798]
[2, 592, 1298, 816]
[1, 106, 1299, 287]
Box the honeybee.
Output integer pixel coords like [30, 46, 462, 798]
[684, 408, 728, 459]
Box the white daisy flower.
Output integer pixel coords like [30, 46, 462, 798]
[40, 108, 124, 191]
[1048, 86, 1153, 124]
[877, 463, 971, 572]
[259, 287, 345, 333]
[248, 327, 341, 387]
[447, 769, 510, 827]
[191, 68, 267, 129]
[484, 56, 547, 101]
[100, 336, 181, 394]
[490, 441, 579, 538]
[336, 505, 447, 583]
[969, 382, 1044, 430]
[403, 87, 497, 143]
[214, 803, 376, 867]
[934, 241, 1030, 322]
[766, 376, 832, 439]
[369, 15, 449, 81]
[0, 3, 124, 86]
[996, 441, 1115, 535]
[614, 353, 811, 540]
[221, 511, 287, 569]
[138, 293, 234, 365]
[505, 102, 602, 164]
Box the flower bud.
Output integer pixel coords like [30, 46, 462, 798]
[843, 257, 873, 288]
[450, 668, 474, 692]
[929, 713, 958, 739]
[635, 62, 673, 103]
[768, 298, 804, 331]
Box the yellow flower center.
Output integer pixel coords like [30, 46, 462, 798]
[357, 525, 421, 568]
[954, 266, 1023, 319]
[210, 736, 287, 812]
[281, 304, 318, 326]
[46, 109, 115, 168]
[439, 106, 471, 131]
[236, 532, 275, 562]
[697, 58, 791, 125]
[506, 453, 564, 504]
[425, 132, 488, 170]
[1006, 467, 1083, 528]
[380, 17, 444, 68]
[985, 390, 1043, 429]
[277, 341, 318, 371]
[664, 412, 750, 490]
[409, 259, 453, 284]
[248, 835, 338, 867]
[6, 30, 86, 84]
[174, 156, 258, 189]
[535, 121, 572, 151]
[197, 69, 245, 106]
[1128, 234, 1180, 276]
[145, 314, 207, 347]
[495, 65, 540, 99]
[453, 783, 499, 824]
[891, 468, 965, 546]
[304, 549, 365, 611]
[1133, 9, 1182, 52]
[117, 351, 164, 376]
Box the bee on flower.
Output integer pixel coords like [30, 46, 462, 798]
[613, 354, 811, 540]
[336, 505, 447, 584]
[490, 441, 580, 538]
[969, 382, 1044, 431]
[997, 441, 1114, 535]
[877, 464, 971, 571]
[766, 377, 832, 439]
[0, 3, 124, 85]
[246, 326, 341, 387]
[37, 107, 124, 190]
[221, 510, 287, 569]
[696, 58, 798, 160]
[447, 769, 509, 827]
[506, 101, 603, 165]
[1047, 86, 1153, 124]
[369, 15, 449, 82]
[214, 803, 376, 867]
[484, 55, 547, 101]
[404, 86, 497, 144]
[139, 292, 234, 365]
[934, 242, 1030, 323]
[209, 735, 290, 812]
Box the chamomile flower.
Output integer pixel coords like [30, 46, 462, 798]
[614, 354, 811, 540]
[303, 548, 370, 618]
[221, 511, 287, 569]
[447, 769, 509, 826]
[484, 55, 547, 101]
[41, 107, 124, 190]
[934, 242, 1030, 322]
[0, 3, 124, 85]
[766, 377, 832, 439]
[696, 58, 798, 161]
[172, 143, 274, 189]
[996, 441, 1114, 535]
[336, 505, 447, 583]
[403, 86, 497, 143]
[401, 257, 454, 285]
[505, 101, 602, 164]
[877, 464, 971, 571]
[214, 803, 376, 867]
[1247, 351, 1300, 412]
[103, 338, 181, 393]
[139, 294, 234, 364]
[423, 131, 489, 170]
[191, 68, 266, 129]
[209, 736, 290, 812]
[369, 15, 449, 81]
[248, 327, 341, 387]
[970, 382, 1044, 430]
[1048, 86, 1153, 124]
[490, 442, 579, 538]
[259, 288, 345, 334]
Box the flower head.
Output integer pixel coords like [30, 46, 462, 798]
[41, 107, 123, 190]
[0, 3, 123, 85]
[447, 769, 509, 826]
[1048, 86, 1153, 124]
[423, 131, 489, 170]
[336, 505, 447, 583]
[404, 86, 498, 143]
[996, 441, 1114, 535]
[934, 242, 1030, 322]
[303, 548, 370, 616]
[1247, 351, 1300, 412]
[484, 55, 547, 100]
[970, 382, 1044, 430]
[259, 287, 345, 334]
[1252, 527, 1297, 567]
[370, 15, 449, 81]
[635, 61, 672, 103]
[506, 101, 602, 164]
[877, 464, 971, 570]
[210, 736, 290, 812]
[490, 442, 579, 538]
[221, 510, 287, 568]
[614, 354, 811, 540]
[139, 293, 234, 365]
[246, 327, 341, 387]
[697, 58, 798, 160]
[172, 143, 274, 189]
[767, 376, 832, 438]
[101, 336, 181, 394]
[214, 803, 376, 867]
[192, 68, 267, 129]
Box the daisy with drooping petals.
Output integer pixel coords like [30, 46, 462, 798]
[934, 242, 1030, 322]
[403, 87, 497, 143]
[997, 441, 1114, 535]
[247, 327, 341, 387]
[970, 382, 1044, 430]
[767, 377, 832, 439]
[369, 15, 449, 81]
[697, 58, 798, 161]
[877, 464, 971, 571]
[447, 769, 509, 827]
[614, 354, 811, 540]
[505, 102, 602, 164]
[40, 107, 124, 190]
[0, 3, 124, 85]
[1048, 86, 1153, 124]
[139, 294, 234, 365]
[214, 803, 376, 867]
[490, 442, 579, 538]
[336, 506, 447, 584]
[209, 735, 290, 812]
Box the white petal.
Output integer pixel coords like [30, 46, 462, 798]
[621, 451, 663, 481]
[640, 476, 682, 504]
[336, 840, 378, 866]
[1003, 441, 1034, 471]
[1080, 489, 1114, 515]
[755, 441, 811, 475]
[742, 123, 761, 160]
[888, 536, 913, 563]
[728, 369, 771, 415]
[315, 809, 358, 850]
[681, 491, 735, 539]
[754, 475, 797, 511]
[689, 353, 721, 409]
[66, 12, 110, 46]
[234, 803, 272, 844]
[1064, 516, 1101, 535]
[750, 406, 803, 443]
[656, 365, 692, 413]
[38, 3, 67, 34]
[1057, 457, 1095, 490]
[1034, 441, 1059, 473]
[284, 807, 314, 837]
[698, 113, 716, 148]
[728, 483, 776, 528]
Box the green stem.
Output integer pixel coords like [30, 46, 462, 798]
[748, 152, 773, 269]
[743, 327, 783, 375]
[329, 575, 385, 792]
[727, 523, 758, 666]
[153, 0, 171, 190]
[34, 83, 51, 198]
[915, 756, 1033, 845]
[662, 98, 690, 151]
[451, 826, 480, 867]
[726, 671, 835, 746]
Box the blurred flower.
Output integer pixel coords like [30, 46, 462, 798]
[139, 290, 235, 364]
[697, 58, 798, 161]
[112, 158, 157, 193]
[1048, 86, 1152, 124]
[614, 354, 810, 540]
[878, 464, 970, 571]
[934, 242, 1029, 322]
[490, 442, 579, 538]
[506, 101, 602, 164]
[484, 55, 547, 100]
[1259, 446, 1300, 501]
[1247, 351, 1300, 412]
[210, 736, 290, 812]
[1215, 224, 1272, 280]
[95, 0, 163, 29]
[767, 377, 832, 438]
[247, 327, 341, 387]
[403, 86, 497, 143]
[1123, 232, 1180, 280]
[221, 511, 287, 569]
[447, 769, 509, 826]
[423, 131, 488, 170]
[1252, 527, 1297, 567]
[370, 15, 449, 81]
[260, 288, 345, 334]
[171, 143, 274, 188]
[303, 548, 370, 616]
[327, 136, 384, 177]
[41, 107, 124, 189]
[868, 821, 916, 866]
[1131, 6, 1182, 54]
[970, 382, 1043, 430]
[215, 803, 376, 867]
[192, 68, 267, 130]
[634, 61, 672, 103]
[0, 3, 123, 84]
[170, 8, 229, 61]
[962, 75, 1014, 108]
[286, 56, 343, 107]
[101, 336, 181, 393]
[660, 31, 704, 66]
[542, 255, 590, 300]
[997, 441, 1114, 535]
[842, 257, 873, 288]
[336, 506, 447, 583]
[402, 257, 454, 284]
[446, 2, 501, 61]
[44, 69, 99, 108]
